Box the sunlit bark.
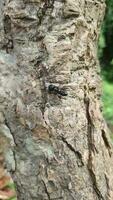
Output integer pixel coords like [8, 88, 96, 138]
[0, 0, 113, 199]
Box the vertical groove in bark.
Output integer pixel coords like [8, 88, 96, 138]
[84, 92, 104, 200]
[101, 129, 112, 157]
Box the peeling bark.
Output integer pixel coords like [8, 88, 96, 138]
[0, 0, 113, 200]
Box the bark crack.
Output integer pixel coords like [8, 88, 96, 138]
[101, 129, 112, 157]
[42, 179, 51, 200]
[104, 173, 111, 199]
[3, 14, 14, 53]
[84, 93, 104, 200]
[4, 118, 17, 173]
[61, 136, 84, 167]
[5, 119, 17, 147]
[38, 0, 54, 25]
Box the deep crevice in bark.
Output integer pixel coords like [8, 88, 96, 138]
[42, 179, 51, 200]
[4, 118, 17, 147]
[3, 14, 14, 53]
[61, 136, 84, 167]
[101, 129, 112, 157]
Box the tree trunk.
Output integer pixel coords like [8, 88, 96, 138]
[0, 0, 113, 199]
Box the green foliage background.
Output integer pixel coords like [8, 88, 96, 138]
[98, 0, 113, 126]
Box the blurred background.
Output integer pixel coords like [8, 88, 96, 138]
[98, 0, 113, 136]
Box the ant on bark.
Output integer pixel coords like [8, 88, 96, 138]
[48, 84, 67, 97]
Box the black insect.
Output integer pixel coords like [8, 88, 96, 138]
[48, 84, 67, 97]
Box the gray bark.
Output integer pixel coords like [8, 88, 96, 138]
[0, 0, 113, 199]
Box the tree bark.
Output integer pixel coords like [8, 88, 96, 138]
[0, 0, 113, 200]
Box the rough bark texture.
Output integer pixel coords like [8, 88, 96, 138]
[0, 0, 113, 200]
